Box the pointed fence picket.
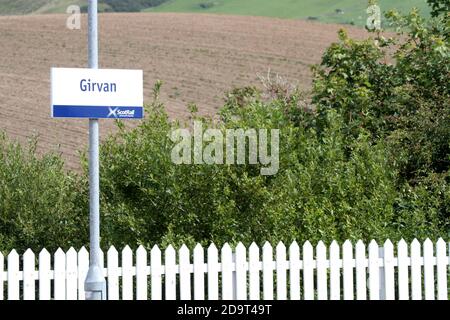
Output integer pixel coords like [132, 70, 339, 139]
[207, 244, 219, 300]
[302, 241, 314, 300]
[136, 246, 148, 300]
[38, 249, 51, 300]
[221, 244, 233, 300]
[262, 242, 274, 300]
[23, 249, 35, 300]
[368, 241, 380, 300]
[54, 248, 66, 300]
[423, 239, 435, 300]
[316, 241, 327, 300]
[193, 244, 205, 300]
[107, 246, 119, 300]
[179, 245, 191, 300]
[235, 243, 247, 300]
[383, 240, 395, 300]
[121, 246, 133, 300]
[151, 245, 163, 300]
[397, 240, 409, 300]
[165, 245, 177, 300]
[248, 243, 260, 300]
[0, 239, 448, 300]
[436, 239, 447, 300]
[411, 239, 422, 300]
[7, 250, 19, 300]
[289, 242, 300, 300]
[342, 240, 354, 300]
[329, 241, 340, 300]
[77, 247, 89, 300]
[66, 248, 78, 300]
[355, 240, 367, 300]
[276, 242, 287, 300]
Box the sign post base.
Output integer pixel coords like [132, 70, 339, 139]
[85, 264, 107, 300]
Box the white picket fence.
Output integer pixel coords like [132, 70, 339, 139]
[0, 238, 448, 300]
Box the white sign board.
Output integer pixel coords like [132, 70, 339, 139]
[51, 68, 143, 118]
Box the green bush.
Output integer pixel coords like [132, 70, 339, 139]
[0, 133, 88, 253]
[312, 7, 449, 176]
[427, 0, 450, 17]
[311, 4, 449, 239]
[0, 1, 447, 252]
[94, 2, 448, 248]
[95, 80, 446, 248]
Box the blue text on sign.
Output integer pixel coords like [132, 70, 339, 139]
[80, 79, 117, 93]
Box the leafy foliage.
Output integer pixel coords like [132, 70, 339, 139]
[95, 80, 446, 249]
[94, 3, 448, 248]
[0, 133, 88, 252]
[312, 5, 449, 239]
[0, 1, 448, 253]
[427, 0, 450, 17]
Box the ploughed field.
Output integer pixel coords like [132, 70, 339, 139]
[0, 13, 368, 170]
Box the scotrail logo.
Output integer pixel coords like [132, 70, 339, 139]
[108, 107, 135, 118]
[108, 107, 118, 118]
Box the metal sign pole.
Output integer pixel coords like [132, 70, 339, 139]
[85, 0, 106, 300]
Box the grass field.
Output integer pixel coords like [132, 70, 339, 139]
[0, 0, 46, 15]
[0, 0, 431, 26]
[0, 0, 82, 15]
[145, 0, 430, 26]
[0, 0, 113, 15]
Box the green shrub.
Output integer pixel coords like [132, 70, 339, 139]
[0, 1, 447, 252]
[0, 133, 88, 253]
[311, 5, 449, 239]
[94, 3, 448, 248]
[95, 80, 446, 248]
[427, 0, 450, 17]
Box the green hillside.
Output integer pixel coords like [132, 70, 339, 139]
[0, 0, 87, 15]
[0, 0, 431, 26]
[0, 0, 47, 15]
[0, 0, 164, 15]
[145, 0, 431, 26]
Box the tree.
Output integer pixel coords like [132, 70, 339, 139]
[312, 4, 449, 238]
[427, 0, 450, 17]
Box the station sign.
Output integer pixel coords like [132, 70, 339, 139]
[51, 68, 143, 119]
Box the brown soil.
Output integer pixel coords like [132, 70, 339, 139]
[0, 13, 369, 170]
